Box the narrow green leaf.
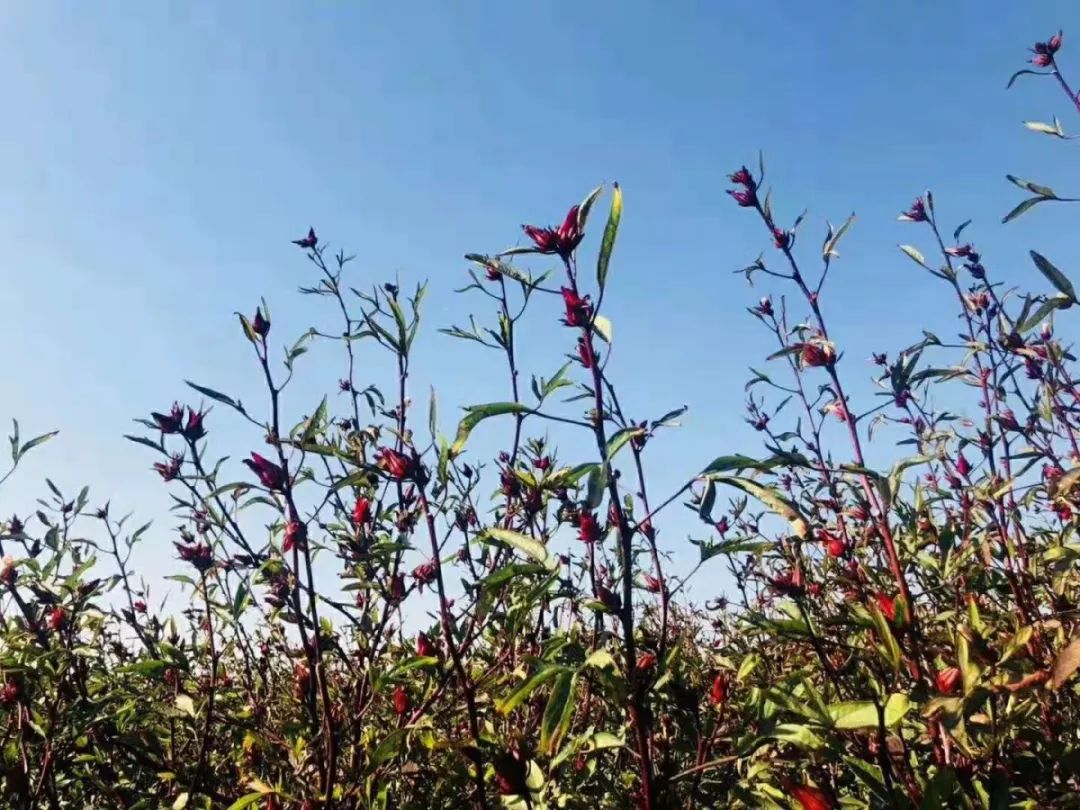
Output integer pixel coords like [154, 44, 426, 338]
[451, 402, 530, 456]
[482, 528, 554, 571]
[185, 381, 245, 413]
[226, 794, 268, 810]
[596, 183, 622, 291]
[898, 244, 927, 268]
[541, 672, 576, 754]
[498, 666, 567, 714]
[1030, 251, 1078, 302]
[369, 729, 406, 768]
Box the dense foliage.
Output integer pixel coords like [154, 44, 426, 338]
[5, 28, 1080, 810]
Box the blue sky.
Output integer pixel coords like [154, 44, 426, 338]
[2, 3, 1079, 600]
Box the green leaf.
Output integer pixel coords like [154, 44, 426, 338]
[369, 729, 406, 768]
[1018, 294, 1073, 333]
[226, 794, 268, 810]
[1001, 196, 1045, 223]
[482, 529, 554, 572]
[770, 722, 826, 750]
[541, 672, 576, 754]
[586, 466, 606, 511]
[583, 649, 617, 670]
[1007, 68, 1046, 88]
[826, 701, 878, 729]
[822, 213, 856, 259]
[185, 381, 245, 413]
[596, 183, 622, 291]
[606, 427, 644, 461]
[1024, 119, 1065, 137]
[1029, 251, 1078, 302]
[898, 244, 927, 268]
[451, 402, 530, 455]
[175, 694, 196, 718]
[498, 666, 567, 714]
[577, 184, 605, 230]
[14, 430, 58, 462]
[708, 475, 810, 539]
[592, 315, 613, 344]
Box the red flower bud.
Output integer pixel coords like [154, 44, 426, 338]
[416, 633, 436, 658]
[800, 341, 836, 369]
[560, 287, 593, 328]
[954, 454, 971, 478]
[252, 307, 271, 338]
[899, 197, 927, 222]
[412, 559, 438, 592]
[292, 227, 318, 249]
[244, 453, 286, 491]
[47, 606, 67, 633]
[821, 531, 846, 559]
[935, 666, 961, 695]
[643, 573, 663, 593]
[182, 407, 207, 442]
[133, 599, 147, 614]
[353, 497, 372, 527]
[788, 782, 836, 810]
[283, 521, 307, 553]
[393, 685, 409, 716]
[375, 447, 412, 481]
[153, 453, 185, 482]
[521, 204, 583, 259]
[772, 227, 792, 249]
[710, 673, 729, 707]
[0, 676, 19, 706]
[577, 336, 594, 368]
[151, 402, 185, 434]
[636, 652, 657, 672]
[875, 592, 896, 622]
[577, 511, 602, 544]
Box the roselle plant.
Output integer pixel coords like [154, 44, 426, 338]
[4, 26, 1080, 810]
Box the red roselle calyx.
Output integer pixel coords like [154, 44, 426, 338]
[643, 573, 663, 593]
[636, 652, 657, 672]
[560, 287, 593, 328]
[710, 673, 729, 707]
[727, 166, 758, 207]
[393, 685, 409, 716]
[47, 606, 67, 633]
[899, 197, 928, 222]
[292, 227, 317, 249]
[521, 204, 584, 259]
[376, 447, 412, 481]
[283, 521, 307, 553]
[182, 407, 207, 441]
[153, 453, 184, 482]
[577, 511, 602, 543]
[353, 496, 372, 527]
[151, 402, 185, 434]
[1031, 31, 1063, 66]
[787, 782, 836, 810]
[244, 453, 287, 491]
[875, 592, 897, 622]
[935, 666, 961, 695]
[577, 336, 594, 368]
[416, 633, 435, 657]
[412, 559, 437, 592]
[821, 531, 846, 558]
[800, 340, 836, 369]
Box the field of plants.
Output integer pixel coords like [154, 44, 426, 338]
[3, 26, 1080, 810]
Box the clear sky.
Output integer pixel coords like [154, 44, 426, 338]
[3, 3, 1079, 599]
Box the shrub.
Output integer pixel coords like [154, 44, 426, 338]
[3, 26, 1080, 810]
